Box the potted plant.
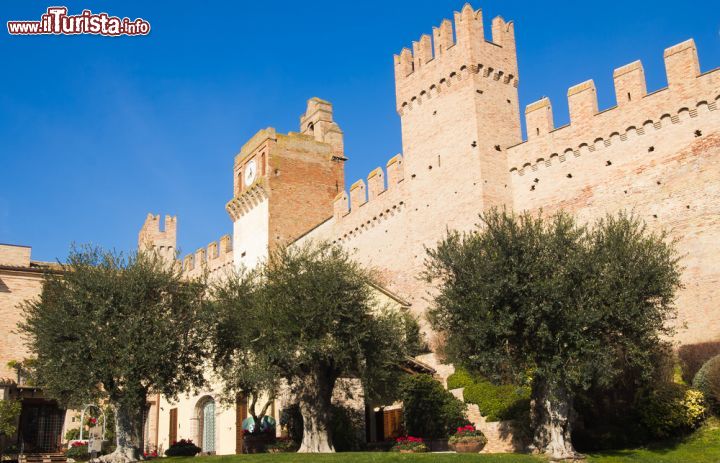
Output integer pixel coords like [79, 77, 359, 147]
[390, 436, 428, 453]
[449, 424, 487, 453]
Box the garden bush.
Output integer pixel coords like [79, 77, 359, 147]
[65, 442, 90, 461]
[447, 367, 530, 422]
[637, 382, 706, 439]
[64, 428, 80, 442]
[164, 439, 201, 457]
[400, 374, 468, 439]
[693, 354, 720, 414]
[329, 405, 365, 452]
[678, 341, 720, 384]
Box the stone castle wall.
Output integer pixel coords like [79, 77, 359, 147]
[303, 13, 720, 347]
[508, 40, 720, 344]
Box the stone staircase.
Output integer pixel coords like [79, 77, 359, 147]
[449, 387, 523, 453]
[20, 453, 67, 463]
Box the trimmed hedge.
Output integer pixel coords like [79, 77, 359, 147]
[636, 382, 706, 439]
[400, 374, 468, 439]
[694, 354, 720, 413]
[679, 341, 720, 384]
[447, 368, 530, 422]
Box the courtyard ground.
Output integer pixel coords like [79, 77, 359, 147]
[171, 418, 719, 463]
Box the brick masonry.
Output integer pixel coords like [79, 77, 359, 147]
[134, 3, 719, 454]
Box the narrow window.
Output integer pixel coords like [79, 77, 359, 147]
[627, 92, 632, 102]
[536, 127, 540, 136]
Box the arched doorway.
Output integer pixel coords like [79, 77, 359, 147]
[195, 396, 216, 454]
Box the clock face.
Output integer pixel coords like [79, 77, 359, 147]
[244, 159, 257, 186]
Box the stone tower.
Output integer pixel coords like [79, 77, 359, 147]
[138, 214, 177, 262]
[226, 98, 345, 268]
[394, 3, 521, 227]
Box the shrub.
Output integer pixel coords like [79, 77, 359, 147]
[390, 436, 427, 453]
[164, 439, 201, 457]
[678, 341, 720, 384]
[279, 404, 303, 446]
[64, 427, 81, 442]
[448, 424, 487, 446]
[400, 374, 468, 439]
[65, 442, 90, 461]
[266, 437, 297, 453]
[637, 382, 706, 439]
[693, 354, 720, 413]
[329, 405, 365, 452]
[447, 367, 530, 422]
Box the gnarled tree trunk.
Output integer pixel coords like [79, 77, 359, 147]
[97, 403, 143, 463]
[296, 369, 336, 453]
[529, 379, 582, 461]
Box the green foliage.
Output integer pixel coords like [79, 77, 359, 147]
[679, 342, 720, 384]
[265, 437, 297, 453]
[0, 400, 21, 438]
[447, 368, 529, 422]
[208, 266, 280, 423]
[210, 241, 419, 449]
[279, 404, 303, 446]
[693, 354, 720, 413]
[164, 439, 201, 457]
[66, 443, 91, 461]
[448, 424, 487, 445]
[329, 406, 365, 452]
[19, 246, 210, 452]
[64, 427, 81, 441]
[637, 383, 706, 440]
[390, 437, 428, 453]
[260, 241, 417, 401]
[425, 209, 682, 451]
[399, 374, 468, 439]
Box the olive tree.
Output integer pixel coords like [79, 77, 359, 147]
[425, 210, 681, 460]
[19, 247, 209, 463]
[210, 241, 420, 452]
[209, 267, 280, 431]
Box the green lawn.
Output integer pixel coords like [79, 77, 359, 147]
[587, 418, 720, 463]
[175, 420, 719, 463]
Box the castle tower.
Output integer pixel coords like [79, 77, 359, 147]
[138, 213, 177, 262]
[394, 4, 521, 218]
[226, 98, 345, 268]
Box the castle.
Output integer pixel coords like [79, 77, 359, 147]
[132, 3, 720, 454]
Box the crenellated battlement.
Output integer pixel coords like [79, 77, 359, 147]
[138, 213, 177, 262]
[512, 39, 719, 171]
[333, 153, 406, 222]
[181, 234, 234, 279]
[511, 98, 718, 179]
[393, 3, 517, 113]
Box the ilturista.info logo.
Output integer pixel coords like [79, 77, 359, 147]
[7, 7, 150, 36]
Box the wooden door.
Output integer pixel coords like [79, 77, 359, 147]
[168, 408, 178, 445]
[235, 394, 247, 454]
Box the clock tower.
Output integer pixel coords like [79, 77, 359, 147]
[226, 97, 345, 269]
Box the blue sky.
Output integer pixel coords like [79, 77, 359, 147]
[1, 1, 718, 262]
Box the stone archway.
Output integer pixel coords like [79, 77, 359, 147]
[194, 396, 216, 454]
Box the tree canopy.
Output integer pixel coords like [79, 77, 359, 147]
[209, 241, 421, 452]
[20, 247, 210, 462]
[425, 209, 682, 459]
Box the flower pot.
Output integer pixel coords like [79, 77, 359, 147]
[450, 440, 486, 453]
